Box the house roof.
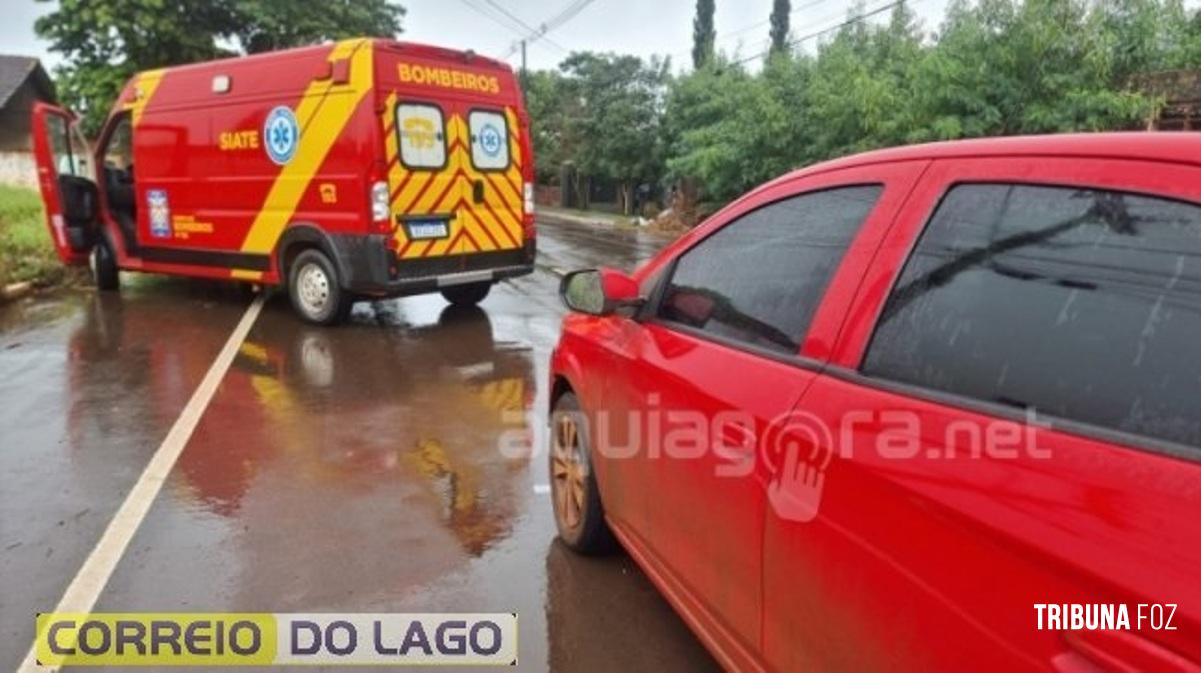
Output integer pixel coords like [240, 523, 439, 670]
[0, 55, 56, 109]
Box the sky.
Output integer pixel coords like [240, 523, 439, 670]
[2, 0, 955, 74]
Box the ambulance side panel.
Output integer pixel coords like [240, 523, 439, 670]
[123, 40, 380, 284]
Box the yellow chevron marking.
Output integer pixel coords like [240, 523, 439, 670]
[505, 107, 522, 169]
[385, 109, 528, 260]
[383, 92, 399, 163]
[126, 69, 166, 127]
[241, 38, 373, 255]
[461, 210, 498, 252]
[393, 169, 431, 211]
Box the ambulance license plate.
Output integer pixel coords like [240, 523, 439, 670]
[406, 220, 449, 240]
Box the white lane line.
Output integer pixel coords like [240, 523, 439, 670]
[18, 295, 265, 673]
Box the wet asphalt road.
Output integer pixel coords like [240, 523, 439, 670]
[0, 218, 717, 672]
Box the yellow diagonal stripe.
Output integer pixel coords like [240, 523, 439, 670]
[126, 69, 166, 127]
[241, 39, 373, 255]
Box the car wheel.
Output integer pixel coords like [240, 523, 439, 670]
[91, 233, 119, 291]
[550, 392, 615, 554]
[441, 281, 491, 306]
[288, 249, 352, 325]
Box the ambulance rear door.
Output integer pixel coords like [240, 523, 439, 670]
[388, 98, 463, 260]
[459, 104, 525, 255]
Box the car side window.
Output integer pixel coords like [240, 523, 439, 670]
[396, 102, 446, 169]
[863, 183, 1201, 449]
[657, 185, 883, 354]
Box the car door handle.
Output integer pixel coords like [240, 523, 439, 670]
[1055, 631, 1200, 673]
[472, 180, 485, 204]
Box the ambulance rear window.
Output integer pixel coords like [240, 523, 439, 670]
[469, 109, 509, 171]
[396, 103, 446, 170]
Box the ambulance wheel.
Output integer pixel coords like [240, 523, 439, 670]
[441, 281, 491, 306]
[288, 249, 352, 325]
[91, 234, 119, 291]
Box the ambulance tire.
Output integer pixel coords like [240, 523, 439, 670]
[288, 249, 353, 326]
[92, 233, 119, 292]
[441, 281, 491, 307]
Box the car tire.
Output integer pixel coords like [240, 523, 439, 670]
[550, 392, 615, 555]
[441, 281, 491, 306]
[288, 249, 353, 325]
[91, 233, 119, 291]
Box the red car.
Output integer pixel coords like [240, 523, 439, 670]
[548, 134, 1201, 672]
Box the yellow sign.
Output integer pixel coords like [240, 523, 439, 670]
[34, 613, 518, 666]
[218, 130, 260, 151]
[403, 117, 438, 148]
[398, 63, 500, 95]
[36, 613, 276, 667]
[171, 215, 214, 240]
[319, 183, 337, 204]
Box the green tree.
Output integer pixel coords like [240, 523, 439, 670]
[559, 53, 670, 214]
[692, 0, 716, 69]
[520, 69, 575, 184]
[534, 0, 1201, 220]
[230, 0, 405, 54]
[769, 0, 791, 56]
[35, 0, 405, 135]
[906, 0, 1152, 140]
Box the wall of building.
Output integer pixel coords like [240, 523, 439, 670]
[0, 84, 42, 188]
[0, 151, 38, 189]
[0, 85, 38, 151]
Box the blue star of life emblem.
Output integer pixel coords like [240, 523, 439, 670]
[264, 106, 299, 165]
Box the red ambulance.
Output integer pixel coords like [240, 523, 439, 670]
[31, 38, 536, 324]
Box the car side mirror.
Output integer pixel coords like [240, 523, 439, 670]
[560, 267, 643, 316]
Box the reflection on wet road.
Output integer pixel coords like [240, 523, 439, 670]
[0, 219, 716, 672]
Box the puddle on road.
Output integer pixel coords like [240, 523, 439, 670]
[89, 284, 713, 671]
[3, 232, 710, 671]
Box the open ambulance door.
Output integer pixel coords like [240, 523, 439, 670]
[30, 101, 101, 265]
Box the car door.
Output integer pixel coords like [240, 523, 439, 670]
[30, 101, 100, 265]
[599, 163, 924, 670]
[762, 156, 1201, 671]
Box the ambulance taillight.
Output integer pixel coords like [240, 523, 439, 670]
[523, 182, 535, 232]
[371, 181, 390, 227]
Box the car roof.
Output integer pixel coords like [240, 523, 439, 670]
[777, 132, 1201, 184]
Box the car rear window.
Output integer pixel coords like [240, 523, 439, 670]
[863, 183, 1201, 449]
[658, 185, 882, 354]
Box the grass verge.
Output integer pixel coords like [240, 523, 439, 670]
[0, 183, 69, 288]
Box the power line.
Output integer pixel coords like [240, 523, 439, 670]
[454, 0, 567, 56]
[500, 0, 599, 59]
[457, 0, 525, 34]
[480, 0, 570, 53]
[667, 0, 837, 62]
[732, 0, 903, 65]
[724, 0, 838, 41]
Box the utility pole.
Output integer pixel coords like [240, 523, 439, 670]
[520, 39, 527, 77]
